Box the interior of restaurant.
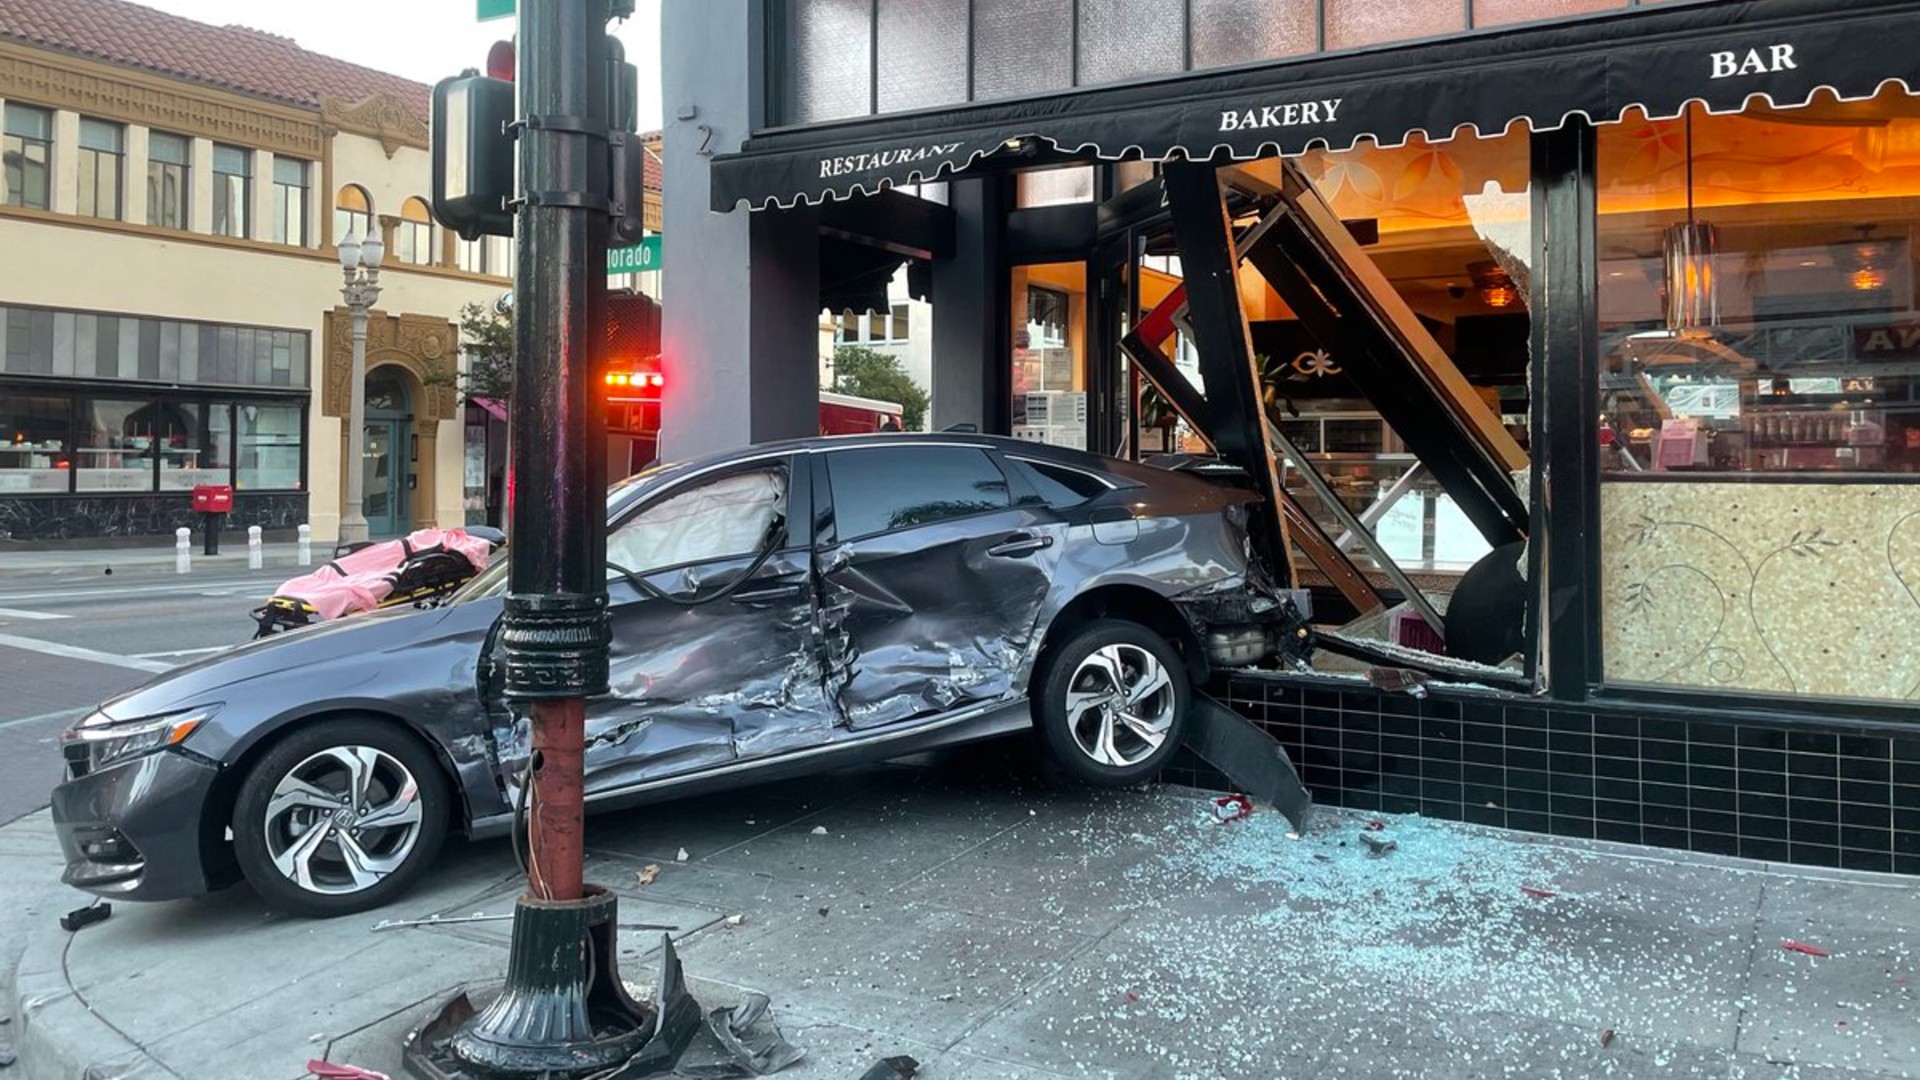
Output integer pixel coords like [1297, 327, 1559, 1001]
[981, 82, 1920, 693]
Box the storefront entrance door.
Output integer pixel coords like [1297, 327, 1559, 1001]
[363, 370, 411, 539]
[362, 421, 405, 538]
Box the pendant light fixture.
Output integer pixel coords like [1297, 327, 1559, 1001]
[1663, 105, 1719, 331]
[1847, 225, 1890, 293]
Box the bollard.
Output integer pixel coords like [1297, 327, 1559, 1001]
[175, 527, 191, 574]
[297, 524, 312, 566]
[247, 525, 263, 570]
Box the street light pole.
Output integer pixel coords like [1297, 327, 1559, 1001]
[337, 229, 385, 546]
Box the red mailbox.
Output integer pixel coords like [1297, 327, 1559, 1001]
[191, 484, 234, 513]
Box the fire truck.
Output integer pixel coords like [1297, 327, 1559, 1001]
[605, 369, 904, 477]
[599, 290, 905, 477]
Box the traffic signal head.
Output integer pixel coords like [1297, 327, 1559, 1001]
[431, 72, 516, 241]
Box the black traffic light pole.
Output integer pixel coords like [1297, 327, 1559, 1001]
[440, 1, 653, 1074]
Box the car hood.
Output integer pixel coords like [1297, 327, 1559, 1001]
[98, 600, 501, 720]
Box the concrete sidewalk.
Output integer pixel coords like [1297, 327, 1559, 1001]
[4, 755, 1917, 1079]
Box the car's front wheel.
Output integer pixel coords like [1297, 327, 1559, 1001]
[231, 718, 449, 917]
[1034, 619, 1189, 785]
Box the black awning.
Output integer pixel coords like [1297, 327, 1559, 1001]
[712, 0, 1920, 211]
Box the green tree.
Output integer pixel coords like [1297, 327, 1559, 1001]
[831, 345, 930, 431]
[450, 302, 515, 403]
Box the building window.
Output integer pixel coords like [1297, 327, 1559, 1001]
[147, 131, 189, 229]
[833, 304, 914, 345]
[0, 393, 69, 493]
[2, 103, 52, 210]
[238, 402, 303, 489]
[272, 157, 309, 245]
[0, 305, 307, 389]
[212, 144, 251, 237]
[1595, 86, 1920, 705]
[1015, 165, 1095, 209]
[397, 196, 434, 265]
[76, 118, 124, 220]
[458, 235, 510, 275]
[335, 183, 373, 241]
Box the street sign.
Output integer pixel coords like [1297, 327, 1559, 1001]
[607, 235, 662, 274]
[477, 0, 513, 22]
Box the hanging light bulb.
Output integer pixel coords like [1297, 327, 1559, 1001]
[1468, 260, 1519, 309]
[1665, 220, 1719, 328]
[1664, 106, 1720, 332]
[1847, 227, 1890, 292]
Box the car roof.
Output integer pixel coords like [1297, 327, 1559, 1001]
[638, 433, 1126, 480]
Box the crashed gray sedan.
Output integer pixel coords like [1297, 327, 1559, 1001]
[52, 434, 1299, 916]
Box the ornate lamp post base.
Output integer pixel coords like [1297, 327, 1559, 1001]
[405, 888, 700, 1079]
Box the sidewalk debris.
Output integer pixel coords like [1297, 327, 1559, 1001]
[58, 902, 110, 932]
[673, 993, 806, 1077]
[637, 864, 661, 886]
[810, 825, 829, 836]
[1600, 1028, 1615, 1049]
[1363, 819, 1386, 831]
[370, 912, 677, 933]
[678, 847, 691, 862]
[306, 1061, 390, 1080]
[1519, 886, 1557, 899]
[1783, 940, 1830, 958]
[1212, 793, 1253, 823]
[1358, 833, 1397, 856]
[854, 1057, 918, 1079]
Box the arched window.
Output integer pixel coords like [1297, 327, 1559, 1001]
[334, 184, 373, 242]
[397, 196, 435, 265]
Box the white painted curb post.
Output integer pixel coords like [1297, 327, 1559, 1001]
[247, 525, 263, 570]
[297, 524, 312, 566]
[175, 527, 191, 574]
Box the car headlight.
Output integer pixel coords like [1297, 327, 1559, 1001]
[62, 705, 219, 771]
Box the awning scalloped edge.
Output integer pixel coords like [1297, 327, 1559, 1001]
[719, 78, 1919, 213]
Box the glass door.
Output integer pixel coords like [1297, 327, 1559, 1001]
[362, 421, 405, 538]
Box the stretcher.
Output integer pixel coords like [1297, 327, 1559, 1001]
[251, 526, 503, 638]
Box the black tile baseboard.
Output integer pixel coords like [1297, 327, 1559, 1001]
[1168, 674, 1920, 876]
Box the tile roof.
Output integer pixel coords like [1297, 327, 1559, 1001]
[642, 144, 663, 194]
[0, 0, 430, 122]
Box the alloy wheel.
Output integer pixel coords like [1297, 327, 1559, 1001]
[1063, 643, 1176, 768]
[263, 745, 425, 895]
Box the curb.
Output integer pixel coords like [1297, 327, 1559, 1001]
[11, 913, 172, 1079]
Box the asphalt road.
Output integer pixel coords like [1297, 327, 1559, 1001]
[0, 565, 281, 825]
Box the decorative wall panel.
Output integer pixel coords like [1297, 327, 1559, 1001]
[0, 492, 307, 541]
[1601, 481, 1920, 703]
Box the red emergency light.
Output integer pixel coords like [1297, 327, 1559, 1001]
[604, 371, 663, 390]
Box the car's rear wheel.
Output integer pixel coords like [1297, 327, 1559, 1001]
[231, 718, 449, 917]
[1034, 619, 1189, 785]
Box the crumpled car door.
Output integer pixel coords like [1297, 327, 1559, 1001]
[490, 461, 831, 798]
[813, 446, 1062, 729]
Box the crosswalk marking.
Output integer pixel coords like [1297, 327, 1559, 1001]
[0, 607, 68, 621]
[0, 633, 173, 673]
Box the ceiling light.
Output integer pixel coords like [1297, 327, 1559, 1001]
[1468, 260, 1519, 309]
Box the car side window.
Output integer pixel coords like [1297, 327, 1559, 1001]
[607, 465, 787, 573]
[825, 447, 1010, 541]
[1010, 458, 1111, 508]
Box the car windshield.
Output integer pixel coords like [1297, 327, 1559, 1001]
[452, 464, 681, 603]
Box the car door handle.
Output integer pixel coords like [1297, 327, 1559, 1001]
[731, 582, 804, 605]
[986, 533, 1053, 558]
